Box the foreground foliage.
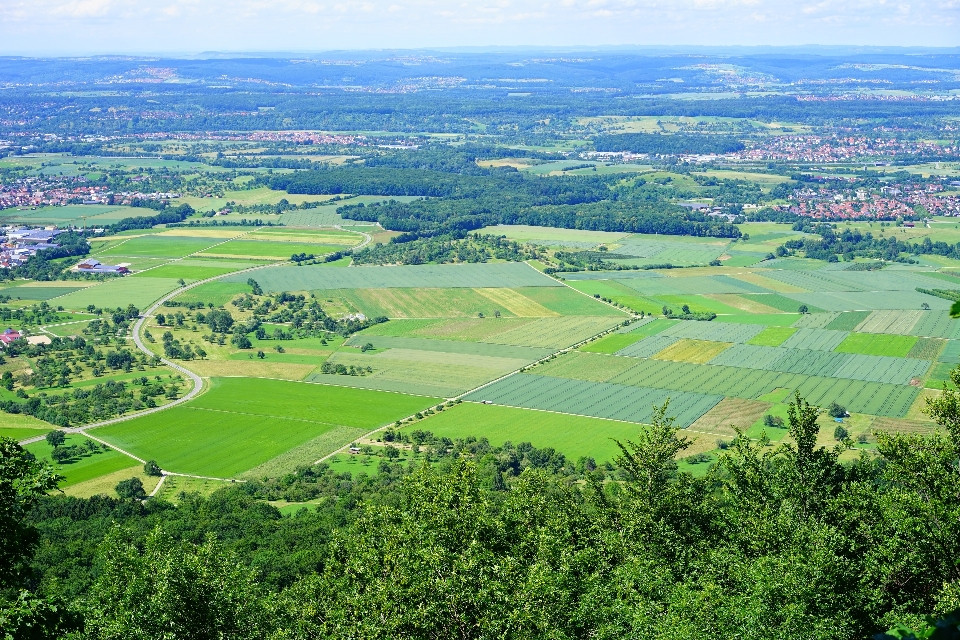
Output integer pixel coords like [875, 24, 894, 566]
[7, 379, 960, 637]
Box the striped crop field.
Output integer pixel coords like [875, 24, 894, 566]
[938, 340, 960, 364]
[617, 335, 681, 358]
[653, 339, 732, 364]
[907, 338, 946, 360]
[222, 262, 562, 291]
[343, 335, 554, 360]
[779, 328, 849, 351]
[482, 316, 621, 349]
[791, 313, 840, 329]
[855, 310, 923, 335]
[825, 311, 873, 331]
[706, 344, 927, 384]
[580, 333, 646, 354]
[786, 291, 952, 311]
[742, 293, 820, 313]
[658, 321, 765, 344]
[746, 326, 797, 346]
[835, 333, 918, 357]
[463, 373, 723, 428]
[715, 313, 800, 327]
[911, 311, 960, 339]
[534, 352, 639, 383]
[603, 358, 918, 417]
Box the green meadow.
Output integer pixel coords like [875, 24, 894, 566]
[93, 378, 437, 477]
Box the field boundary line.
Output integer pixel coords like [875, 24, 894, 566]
[128, 228, 255, 276]
[186, 405, 358, 429]
[314, 313, 629, 464]
[148, 474, 167, 497]
[527, 260, 638, 318]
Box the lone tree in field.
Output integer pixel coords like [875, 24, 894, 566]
[827, 402, 847, 418]
[45, 430, 66, 448]
[115, 477, 146, 500]
[143, 460, 162, 477]
[798, 304, 809, 314]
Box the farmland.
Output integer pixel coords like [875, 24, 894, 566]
[93, 378, 436, 477]
[4, 186, 959, 502]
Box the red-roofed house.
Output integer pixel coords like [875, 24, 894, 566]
[0, 328, 22, 348]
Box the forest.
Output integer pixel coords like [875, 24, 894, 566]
[5, 387, 960, 639]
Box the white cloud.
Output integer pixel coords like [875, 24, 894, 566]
[1, 0, 958, 52]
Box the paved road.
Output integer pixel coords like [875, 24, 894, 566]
[16, 260, 282, 447]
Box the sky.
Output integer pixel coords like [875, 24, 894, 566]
[1, 0, 959, 55]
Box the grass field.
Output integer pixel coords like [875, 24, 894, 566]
[133, 263, 250, 282]
[96, 235, 221, 259]
[653, 338, 732, 364]
[197, 240, 339, 261]
[835, 333, 918, 357]
[93, 378, 436, 477]
[25, 434, 140, 488]
[580, 333, 645, 354]
[171, 281, 251, 306]
[413, 402, 647, 462]
[2, 285, 93, 300]
[746, 326, 797, 346]
[56, 277, 182, 310]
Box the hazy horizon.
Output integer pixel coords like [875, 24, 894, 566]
[1, 1, 958, 56]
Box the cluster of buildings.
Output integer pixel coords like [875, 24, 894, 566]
[0, 177, 110, 209]
[0, 227, 63, 268]
[736, 135, 959, 163]
[0, 176, 179, 210]
[782, 181, 960, 220]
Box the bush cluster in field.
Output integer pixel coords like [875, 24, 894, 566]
[0, 301, 70, 326]
[154, 282, 388, 359]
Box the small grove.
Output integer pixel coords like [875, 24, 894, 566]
[151, 283, 387, 359]
[5, 378, 960, 638]
[0, 331, 180, 426]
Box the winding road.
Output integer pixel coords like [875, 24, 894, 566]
[16, 224, 372, 448]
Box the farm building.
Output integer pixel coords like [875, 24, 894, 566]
[0, 328, 22, 347]
[73, 258, 130, 275]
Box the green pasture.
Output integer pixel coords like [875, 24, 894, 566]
[171, 281, 251, 306]
[197, 240, 338, 260]
[94, 378, 436, 477]
[580, 333, 645, 354]
[835, 333, 918, 358]
[743, 294, 822, 314]
[25, 434, 139, 488]
[746, 326, 797, 347]
[56, 278, 182, 310]
[2, 284, 92, 301]
[825, 311, 873, 331]
[416, 402, 644, 462]
[133, 263, 247, 282]
[0, 205, 143, 225]
[97, 235, 221, 259]
[516, 287, 626, 316]
[625, 318, 679, 337]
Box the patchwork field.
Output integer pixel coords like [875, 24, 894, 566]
[223, 262, 562, 291]
[9, 220, 957, 492]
